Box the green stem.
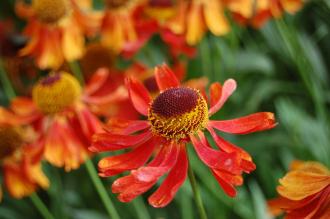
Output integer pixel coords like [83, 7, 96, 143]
[188, 161, 208, 219]
[68, 61, 85, 86]
[30, 193, 55, 219]
[0, 59, 16, 99]
[85, 159, 121, 219]
[132, 197, 151, 219]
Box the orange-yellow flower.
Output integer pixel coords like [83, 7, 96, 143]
[166, 0, 230, 45]
[15, 0, 101, 69]
[91, 64, 276, 207]
[0, 70, 133, 171]
[226, 0, 303, 28]
[268, 160, 330, 219]
[0, 124, 49, 200]
[100, 0, 157, 54]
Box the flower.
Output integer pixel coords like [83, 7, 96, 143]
[100, 0, 157, 54]
[268, 160, 330, 219]
[227, 0, 303, 28]
[165, 0, 230, 45]
[0, 71, 128, 171]
[15, 0, 100, 69]
[0, 123, 49, 200]
[91, 64, 276, 207]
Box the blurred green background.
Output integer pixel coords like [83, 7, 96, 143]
[0, 0, 330, 218]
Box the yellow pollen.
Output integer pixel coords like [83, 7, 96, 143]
[0, 126, 24, 160]
[148, 87, 208, 140]
[32, 72, 82, 114]
[33, 0, 68, 23]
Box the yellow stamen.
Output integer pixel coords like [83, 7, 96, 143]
[0, 126, 24, 160]
[148, 87, 208, 140]
[33, 0, 68, 23]
[32, 72, 81, 114]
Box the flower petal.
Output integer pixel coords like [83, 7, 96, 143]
[90, 130, 152, 152]
[155, 64, 180, 91]
[209, 112, 276, 134]
[209, 82, 222, 108]
[203, 0, 229, 36]
[190, 133, 241, 174]
[149, 144, 188, 208]
[208, 79, 237, 116]
[105, 118, 150, 135]
[98, 138, 156, 176]
[211, 169, 237, 197]
[112, 141, 180, 202]
[125, 77, 151, 116]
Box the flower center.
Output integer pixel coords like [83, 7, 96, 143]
[33, 0, 68, 23]
[149, 0, 174, 7]
[105, 0, 131, 9]
[0, 126, 23, 160]
[32, 72, 81, 114]
[148, 87, 208, 140]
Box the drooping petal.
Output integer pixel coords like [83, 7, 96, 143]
[105, 118, 150, 135]
[209, 112, 276, 134]
[98, 138, 157, 176]
[112, 141, 180, 202]
[84, 68, 110, 95]
[190, 134, 241, 174]
[208, 79, 237, 116]
[125, 77, 151, 116]
[186, 2, 204, 45]
[211, 169, 237, 197]
[203, 0, 229, 36]
[90, 130, 153, 152]
[148, 144, 188, 207]
[154, 64, 180, 91]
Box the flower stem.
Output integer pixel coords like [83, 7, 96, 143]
[132, 197, 151, 219]
[0, 59, 16, 100]
[69, 61, 85, 86]
[188, 161, 208, 219]
[30, 193, 55, 219]
[85, 158, 121, 219]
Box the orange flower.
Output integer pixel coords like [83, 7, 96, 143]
[166, 0, 230, 45]
[15, 0, 101, 69]
[0, 71, 133, 171]
[91, 64, 276, 207]
[268, 160, 330, 219]
[0, 124, 49, 200]
[226, 0, 303, 28]
[100, 0, 158, 54]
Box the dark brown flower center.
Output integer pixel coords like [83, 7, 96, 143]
[149, 0, 174, 7]
[0, 126, 23, 160]
[105, 0, 131, 9]
[148, 87, 208, 140]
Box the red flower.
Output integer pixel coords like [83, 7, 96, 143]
[91, 64, 276, 207]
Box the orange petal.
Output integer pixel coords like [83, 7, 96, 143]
[203, 0, 229, 36]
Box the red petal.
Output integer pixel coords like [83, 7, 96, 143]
[208, 79, 236, 116]
[84, 68, 110, 95]
[105, 118, 150, 135]
[209, 82, 222, 108]
[209, 112, 276, 134]
[190, 134, 241, 174]
[90, 130, 152, 152]
[149, 145, 188, 208]
[211, 169, 237, 197]
[98, 138, 156, 176]
[155, 64, 180, 91]
[125, 77, 151, 116]
[75, 106, 102, 141]
[112, 141, 180, 202]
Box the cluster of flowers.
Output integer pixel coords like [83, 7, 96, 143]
[0, 0, 329, 218]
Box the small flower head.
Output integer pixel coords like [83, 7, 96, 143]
[149, 87, 208, 140]
[32, 72, 81, 114]
[32, 0, 69, 23]
[105, 0, 132, 9]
